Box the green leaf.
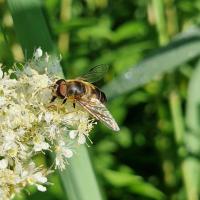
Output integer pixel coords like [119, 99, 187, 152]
[103, 28, 200, 99]
[7, 0, 54, 56]
[59, 146, 104, 200]
[77, 17, 112, 41]
[183, 60, 200, 200]
[104, 169, 165, 200]
[8, 0, 103, 200]
[54, 18, 98, 33]
[111, 21, 148, 43]
[7, 0, 63, 76]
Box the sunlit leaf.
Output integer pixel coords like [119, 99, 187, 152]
[103, 28, 200, 99]
[104, 169, 165, 200]
[183, 60, 200, 200]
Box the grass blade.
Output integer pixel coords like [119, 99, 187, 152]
[153, 0, 169, 45]
[7, 0, 54, 56]
[103, 28, 200, 99]
[183, 60, 200, 200]
[104, 169, 165, 200]
[8, 0, 103, 199]
[7, 0, 63, 76]
[60, 146, 103, 200]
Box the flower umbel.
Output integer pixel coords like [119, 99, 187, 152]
[0, 49, 95, 200]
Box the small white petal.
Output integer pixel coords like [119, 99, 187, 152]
[44, 112, 53, 124]
[17, 128, 25, 136]
[55, 157, 60, 166]
[34, 142, 50, 152]
[63, 148, 73, 158]
[34, 172, 48, 183]
[24, 66, 34, 76]
[69, 130, 78, 139]
[0, 97, 5, 107]
[42, 142, 50, 150]
[45, 52, 49, 63]
[78, 134, 86, 144]
[0, 159, 8, 169]
[38, 113, 43, 122]
[58, 140, 65, 147]
[22, 170, 29, 177]
[34, 47, 43, 59]
[37, 184, 47, 192]
[0, 68, 3, 79]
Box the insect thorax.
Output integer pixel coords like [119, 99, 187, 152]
[66, 80, 86, 96]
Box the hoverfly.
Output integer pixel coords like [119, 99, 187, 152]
[50, 64, 120, 131]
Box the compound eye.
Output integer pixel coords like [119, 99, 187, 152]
[56, 79, 65, 85]
[56, 79, 67, 97]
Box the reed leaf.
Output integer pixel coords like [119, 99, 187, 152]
[183, 60, 200, 200]
[103, 28, 200, 98]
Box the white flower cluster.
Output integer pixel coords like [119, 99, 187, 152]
[0, 49, 95, 200]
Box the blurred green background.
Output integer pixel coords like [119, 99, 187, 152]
[1, 0, 200, 200]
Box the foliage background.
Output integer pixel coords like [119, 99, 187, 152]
[0, 0, 200, 199]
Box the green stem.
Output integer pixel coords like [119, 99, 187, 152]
[169, 90, 200, 200]
[58, 0, 71, 54]
[152, 0, 169, 45]
[169, 91, 185, 147]
[165, 0, 179, 37]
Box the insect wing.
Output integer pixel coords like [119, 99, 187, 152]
[77, 98, 120, 131]
[79, 64, 109, 83]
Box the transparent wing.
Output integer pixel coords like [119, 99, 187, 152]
[77, 97, 120, 131]
[79, 64, 109, 83]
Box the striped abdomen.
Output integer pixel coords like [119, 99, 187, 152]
[86, 84, 107, 104]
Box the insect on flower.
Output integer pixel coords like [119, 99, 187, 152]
[51, 64, 120, 131]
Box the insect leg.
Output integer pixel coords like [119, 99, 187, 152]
[50, 96, 57, 103]
[62, 97, 67, 104]
[73, 102, 76, 108]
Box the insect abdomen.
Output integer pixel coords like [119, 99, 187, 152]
[90, 87, 107, 104]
